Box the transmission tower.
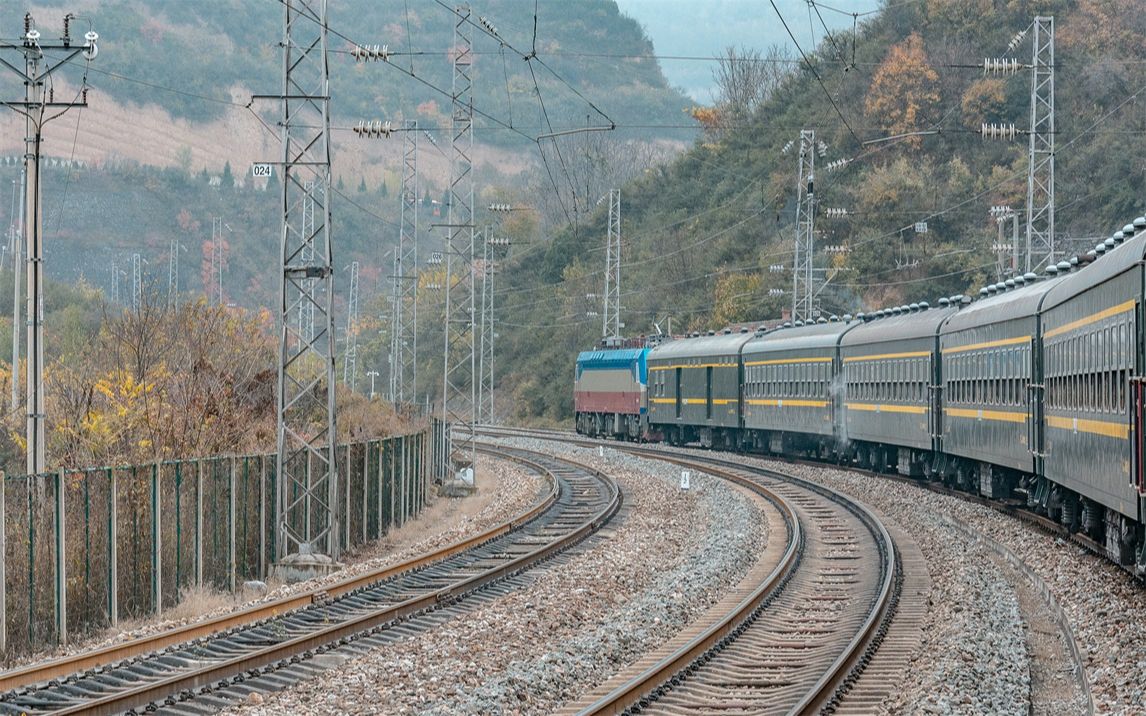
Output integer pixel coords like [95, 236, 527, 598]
[1025, 16, 1054, 272]
[265, 0, 338, 564]
[343, 260, 359, 388]
[791, 130, 818, 323]
[110, 260, 120, 306]
[0, 14, 97, 477]
[391, 119, 418, 405]
[478, 230, 509, 424]
[601, 189, 621, 339]
[131, 253, 142, 313]
[167, 237, 179, 308]
[440, 4, 476, 480]
[298, 182, 317, 341]
[209, 217, 225, 304]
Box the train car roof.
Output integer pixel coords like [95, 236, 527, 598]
[942, 276, 1065, 334]
[743, 320, 856, 355]
[576, 347, 647, 367]
[647, 332, 755, 361]
[1042, 229, 1146, 312]
[840, 305, 960, 348]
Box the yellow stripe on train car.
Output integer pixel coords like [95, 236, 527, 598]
[845, 402, 928, 414]
[1045, 415, 1129, 439]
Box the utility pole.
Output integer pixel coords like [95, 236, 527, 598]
[990, 205, 1018, 280]
[343, 260, 359, 388]
[10, 168, 22, 413]
[791, 130, 817, 323]
[110, 260, 120, 306]
[601, 189, 621, 340]
[1025, 16, 1054, 272]
[131, 253, 142, 313]
[257, 0, 338, 567]
[366, 369, 379, 399]
[0, 14, 97, 476]
[440, 4, 476, 482]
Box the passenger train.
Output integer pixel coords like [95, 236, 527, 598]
[575, 216, 1146, 571]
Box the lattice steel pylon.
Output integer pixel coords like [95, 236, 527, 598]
[1025, 16, 1054, 273]
[298, 182, 317, 342]
[343, 260, 359, 388]
[210, 217, 224, 304]
[792, 130, 817, 323]
[440, 4, 476, 480]
[478, 230, 509, 424]
[131, 253, 142, 314]
[601, 189, 621, 339]
[274, 0, 338, 561]
[167, 237, 179, 308]
[390, 120, 419, 406]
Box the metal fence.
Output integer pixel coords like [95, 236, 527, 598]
[0, 426, 435, 658]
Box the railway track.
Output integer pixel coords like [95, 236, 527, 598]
[481, 428, 903, 714]
[0, 445, 621, 715]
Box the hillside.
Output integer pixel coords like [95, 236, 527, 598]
[0, 0, 692, 316]
[494, 0, 1146, 423]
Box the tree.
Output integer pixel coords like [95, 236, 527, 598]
[358, 177, 367, 193]
[221, 161, 234, 189]
[864, 33, 940, 148]
[712, 45, 791, 121]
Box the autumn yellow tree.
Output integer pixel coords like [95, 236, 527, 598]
[864, 33, 940, 148]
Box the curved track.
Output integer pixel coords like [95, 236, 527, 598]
[0, 445, 621, 716]
[482, 428, 899, 715]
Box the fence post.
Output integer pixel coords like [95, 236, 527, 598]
[55, 469, 67, 646]
[108, 468, 117, 627]
[343, 444, 351, 552]
[0, 469, 6, 654]
[195, 460, 203, 588]
[362, 442, 369, 545]
[380, 442, 389, 536]
[151, 462, 162, 615]
[258, 456, 266, 580]
[228, 457, 236, 593]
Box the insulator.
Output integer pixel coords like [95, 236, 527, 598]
[781, 140, 794, 154]
[63, 13, 72, 43]
[1006, 29, 1028, 53]
[826, 158, 850, 172]
[817, 140, 828, 157]
[478, 15, 499, 36]
[825, 208, 848, 218]
[351, 43, 389, 62]
[983, 57, 1020, 75]
[981, 122, 1017, 140]
[353, 120, 393, 138]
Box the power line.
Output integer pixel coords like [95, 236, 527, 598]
[768, 0, 862, 145]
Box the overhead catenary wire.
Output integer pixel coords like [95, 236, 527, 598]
[768, 0, 862, 145]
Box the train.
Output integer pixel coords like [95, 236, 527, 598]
[575, 216, 1146, 572]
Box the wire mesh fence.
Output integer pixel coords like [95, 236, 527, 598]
[0, 425, 436, 659]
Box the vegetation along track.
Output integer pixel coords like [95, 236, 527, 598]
[0, 445, 621, 716]
[484, 428, 901, 714]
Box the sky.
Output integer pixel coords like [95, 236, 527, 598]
[614, 0, 883, 102]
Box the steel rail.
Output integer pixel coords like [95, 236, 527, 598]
[37, 445, 621, 715]
[0, 446, 557, 694]
[481, 427, 897, 715]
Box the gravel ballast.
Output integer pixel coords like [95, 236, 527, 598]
[226, 440, 769, 715]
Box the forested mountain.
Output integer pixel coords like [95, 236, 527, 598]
[494, 0, 1146, 422]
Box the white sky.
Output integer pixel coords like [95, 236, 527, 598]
[614, 0, 883, 102]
